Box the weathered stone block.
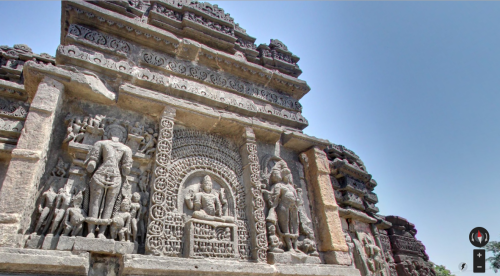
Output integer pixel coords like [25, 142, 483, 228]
[73, 237, 115, 254]
[115, 241, 138, 255]
[267, 251, 321, 265]
[322, 251, 352, 266]
[0, 248, 89, 275]
[56, 236, 75, 251]
[25, 234, 43, 249]
[41, 234, 59, 250]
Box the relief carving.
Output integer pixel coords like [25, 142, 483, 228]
[85, 123, 133, 239]
[350, 229, 388, 276]
[261, 156, 319, 259]
[146, 127, 250, 260]
[68, 24, 132, 54]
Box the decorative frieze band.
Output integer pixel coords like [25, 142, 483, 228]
[68, 24, 132, 54]
[0, 97, 29, 119]
[57, 45, 308, 128]
[141, 50, 302, 112]
[66, 5, 180, 49]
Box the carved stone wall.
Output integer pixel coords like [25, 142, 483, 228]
[0, 0, 435, 275]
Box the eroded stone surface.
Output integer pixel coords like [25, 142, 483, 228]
[0, 1, 434, 276]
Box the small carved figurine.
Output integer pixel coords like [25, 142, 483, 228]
[267, 224, 284, 253]
[130, 192, 142, 242]
[62, 192, 87, 237]
[129, 122, 144, 136]
[51, 157, 69, 178]
[34, 184, 58, 234]
[110, 198, 132, 242]
[48, 187, 72, 235]
[138, 128, 157, 155]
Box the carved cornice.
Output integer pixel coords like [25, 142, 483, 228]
[67, 24, 132, 55]
[65, 0, 310, 87]
[56, 45, 308, 129]
[140, 50, 302, 112]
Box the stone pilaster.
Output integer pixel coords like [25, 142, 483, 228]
[145, 106, 177, 256]
[0, 77, 64, 247]
[239, 127, 267, 262]
[300, 147, 348, 263]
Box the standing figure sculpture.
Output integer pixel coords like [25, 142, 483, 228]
[48, 187, 72, 235]
[85, 123, 133, 239]
[184, 175, 233, 223]
[130, 192, 142, 242]
[62, 192, 87, 237]
[264, 161, 300, 253]
[34, 184, 58, 234]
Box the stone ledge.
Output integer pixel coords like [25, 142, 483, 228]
[0, 248, 89, 275]
[122, 254, 361, 276]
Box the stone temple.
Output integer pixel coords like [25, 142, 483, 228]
[0, 1, 434, 276]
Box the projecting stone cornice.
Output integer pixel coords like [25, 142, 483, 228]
[62, 0, 310, 100]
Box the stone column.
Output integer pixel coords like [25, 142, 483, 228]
[299, 146, 349, 264]
[0, 77, 64, 247]
[145, 106, 177, 256]
[239, 127, 267, 262]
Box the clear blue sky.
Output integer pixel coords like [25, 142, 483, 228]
[2, 1, 499, 275]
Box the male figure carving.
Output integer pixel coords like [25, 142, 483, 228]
[184, 175, 233, 223]
[130, 192, 142, 242]
[34, 185, 58, 234]
[62, 192, 87, 237]
[48, 187, 72, 235]
[86, 124, 133, 239]
[110, 198, 132, 241]
[265, 162, 300, 253]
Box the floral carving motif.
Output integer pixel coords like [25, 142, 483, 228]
[142, 51, 302, 112]
[0, 97, 29, 119]
[68, 24, 132, 54]
[152, 4, 183, 21]
[235, 37, 257, 50]
[188, 2, 234, 24]
[66, 5, 179, 48]
[246, 143, 267, 262]
[185, 12, 234, 36]
[0, 117, 24, 133]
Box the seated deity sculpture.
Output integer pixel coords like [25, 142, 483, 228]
[184, 175, 234, 223]
[85, 123, 133, 239]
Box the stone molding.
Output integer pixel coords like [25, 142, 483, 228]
[56, 44, 309, 129]
[63, 1, 311, 99]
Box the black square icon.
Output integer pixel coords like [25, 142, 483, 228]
[474, 249, 486, 273]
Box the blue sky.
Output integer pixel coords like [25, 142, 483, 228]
[2, 1, 499, 275]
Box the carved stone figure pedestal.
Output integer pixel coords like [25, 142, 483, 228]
[184, 218, 238, 259]
[72, 237, 137, 255]
[267, 251, 321, 265]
